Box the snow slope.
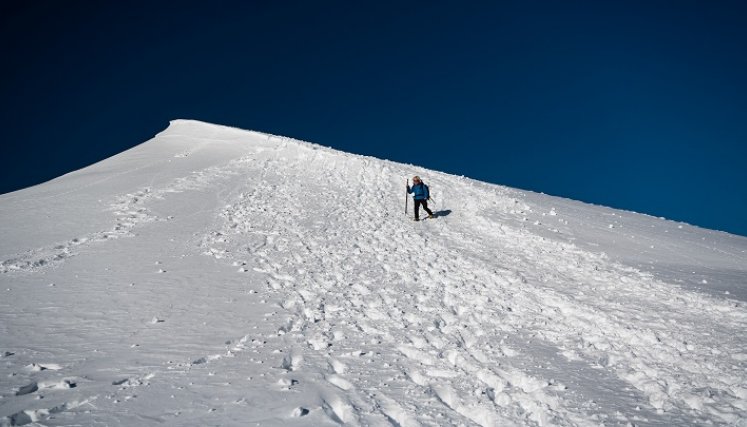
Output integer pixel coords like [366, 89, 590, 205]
[1, 119, 745, 426]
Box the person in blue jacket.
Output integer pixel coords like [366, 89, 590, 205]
[407, 175, 434, 221]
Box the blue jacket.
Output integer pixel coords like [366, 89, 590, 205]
[408, 183, 429, 200]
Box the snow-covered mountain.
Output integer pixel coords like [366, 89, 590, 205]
[1, 120, 745, 426]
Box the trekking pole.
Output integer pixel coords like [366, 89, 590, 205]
[405, 178, 409, 215]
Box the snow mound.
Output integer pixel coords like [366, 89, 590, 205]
[1, 119, 746, 426]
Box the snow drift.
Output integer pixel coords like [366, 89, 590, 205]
[1, 120, 745, 426]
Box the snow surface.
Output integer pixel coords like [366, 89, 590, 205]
[1, 119, 746, 426]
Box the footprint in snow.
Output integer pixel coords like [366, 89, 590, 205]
[280, 351, 303, 371]
[328, 358, 347, 374]
[2, 399, 86, 427]
[277, 378, 299, 390]
[326, 374, 353, 391]
[15, 379, 77, 396]
[26, 363, 63, 372]
[113, 373, 155, 388]
[291, 407, 310, 417]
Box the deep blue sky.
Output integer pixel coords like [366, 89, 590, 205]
[2, 1, 746, 236]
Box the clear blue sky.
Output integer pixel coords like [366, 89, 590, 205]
[2, 1, 746, 236]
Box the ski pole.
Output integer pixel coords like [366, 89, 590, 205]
[405, 178, 409, 215]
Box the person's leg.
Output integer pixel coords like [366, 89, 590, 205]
[414, 199, 422, 220]
[422, 200, 434, 216]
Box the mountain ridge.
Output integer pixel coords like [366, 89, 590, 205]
[1, 120, 745, 426]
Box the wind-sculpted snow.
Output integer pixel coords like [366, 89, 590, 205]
[1, 120, 746, 426]
[0, 156, 249, 274]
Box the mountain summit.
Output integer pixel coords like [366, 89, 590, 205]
[1, 120, 745, 426]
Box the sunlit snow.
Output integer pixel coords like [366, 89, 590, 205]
[1, 120, 745, 426]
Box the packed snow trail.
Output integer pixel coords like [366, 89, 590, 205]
[1, 120, 746, 426]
